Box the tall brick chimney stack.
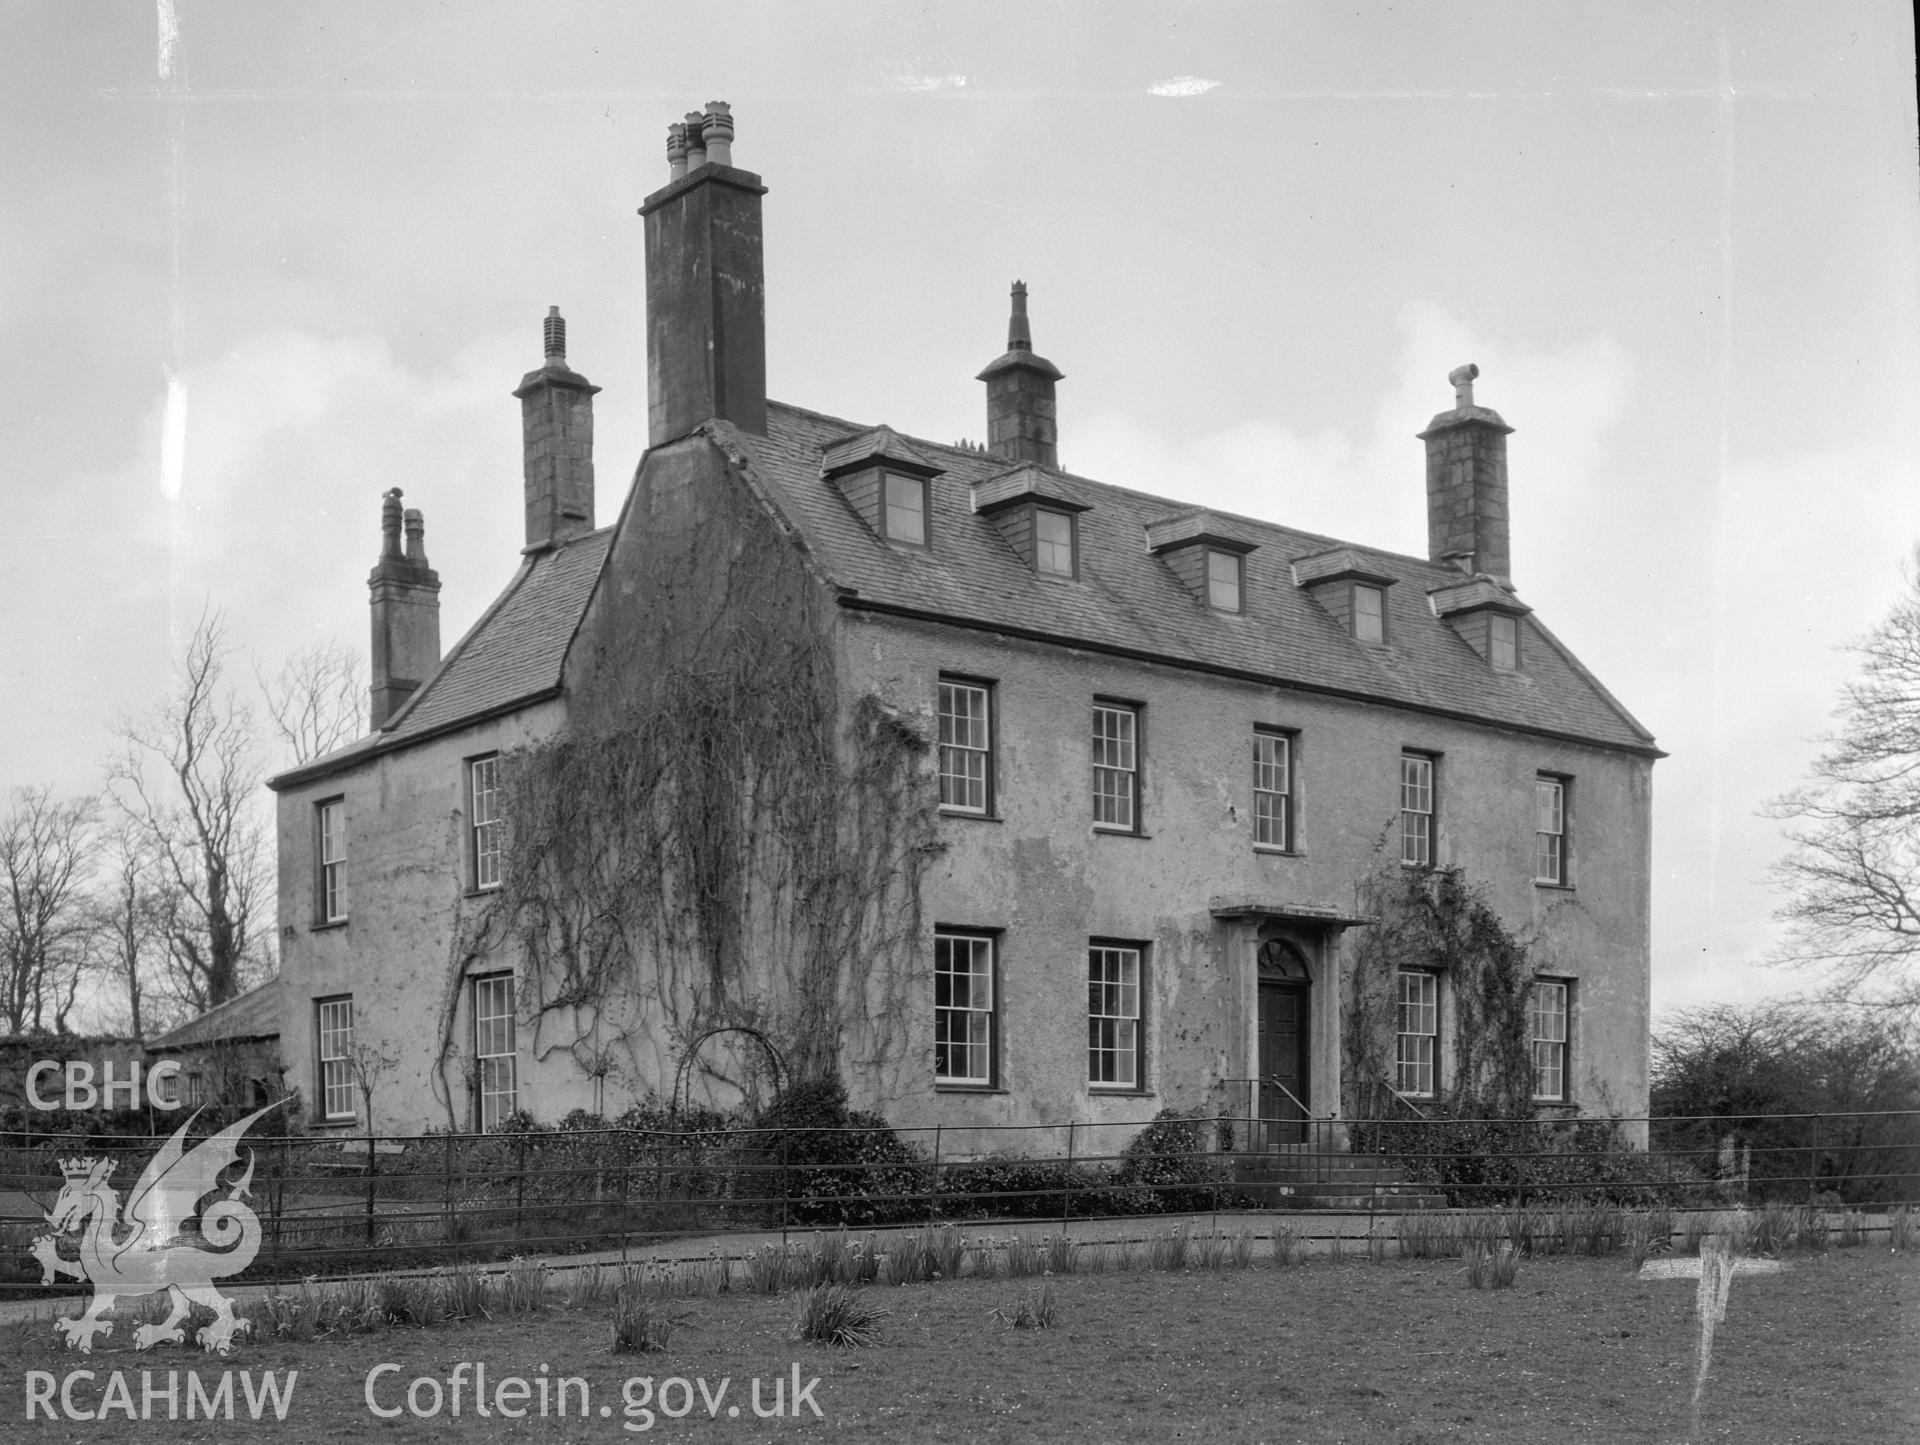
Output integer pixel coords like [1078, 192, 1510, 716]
[977, 281, 1064, 468]
[640, 100, 767, 444]
[514, 306, 599, 551]
[1418, 363, 1514, 586]
[368, 487, 441, 729]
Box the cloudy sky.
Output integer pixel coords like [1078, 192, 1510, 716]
[4, 2, 1916, 1019]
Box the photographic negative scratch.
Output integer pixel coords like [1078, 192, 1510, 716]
[1148, 76, 1220, 98]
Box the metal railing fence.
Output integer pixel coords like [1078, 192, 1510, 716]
[2, 1106, 1914, 1293]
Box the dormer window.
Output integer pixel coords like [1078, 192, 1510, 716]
[1206, 550, 1243, 612]
[822, 426, 945, 553]
[1035, 507, 1077, 577]
[1490, 613, 1519, 670]
[1428, 576, 1532, 672]
[1293, 548, 1396, 642]
[1146, 511, 1257, 611]
[972, 462, 1091, 577]
[883, 473, 929, 548]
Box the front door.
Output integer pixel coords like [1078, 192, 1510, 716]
[1256, 979, 1310, 1146]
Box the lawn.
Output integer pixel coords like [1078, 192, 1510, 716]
[5, 1249, 1916, 1442]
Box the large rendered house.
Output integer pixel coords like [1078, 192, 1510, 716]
[268, 103, 1658, 1145]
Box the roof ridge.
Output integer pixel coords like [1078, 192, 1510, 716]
[766, 397, 1477, 579]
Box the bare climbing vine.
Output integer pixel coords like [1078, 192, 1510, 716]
[1343, 862, 1536, 1120]
[432, 435, 940, 1112]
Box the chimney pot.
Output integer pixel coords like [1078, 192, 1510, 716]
[544, 305, 566, 365]
[702, 101, 734, 167]
[1007, 280, 1031, 352]
[683, 110, 708, 169]
[380, 487, 403, 557]
[666, 122, 688, 181]
[1449, 362, 1479, 409]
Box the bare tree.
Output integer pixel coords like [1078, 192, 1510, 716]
[88, 822, 172, 1040]
[257, 638, 365, 766]
[110, 608, 270, 1014]
[1768, 554, 1920, 1011]
[0, 786, 102, 1033]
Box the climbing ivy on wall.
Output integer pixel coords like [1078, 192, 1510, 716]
[436, 429, 939, 1112]
[1343, 863, 1537, 1120]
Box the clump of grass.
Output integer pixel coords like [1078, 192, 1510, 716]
[1626, 1212, 1663, 1271]
[1681, 1211, 1709, 1256]
[1269, 1223, 1299, 1267]
[1752, 1201, 1794, 1257]
[1003, 1234, 1045, 1279]
[444, 1263, 490, 1321]
[1798, 1206, 1830, 1254]
[325, 1278, 388, 1335]
[1645, 1203, 1674, 1250]
[881, 1232, 931, 1286]
[993, 1281, 1059, 1330]
[610, 1285, 672, 1354]
[1835, 1211, 1864, 1249]
[1889, 1205, 1913, 1253]
[246, 1283, 322, 1342]
[746, 1243, 794, 1294]
[500, 1257, 549, 1315]
[1401, 1213, 1463, 1260]
[1045, 1233, 1078, 1276]
[1147, 1228, 1190, 1272]
[1464, 1243, 1521, 1290]
[926, 1226, 966, 1281]
[792, 1284, 888, 1348]
[378, 1274, 443, 1327]
[1559, 1198, 1623, 1256]
[563, 1265, 611, 1308]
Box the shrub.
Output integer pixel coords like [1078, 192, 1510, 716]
[792, 1284, 887, 1348]
[752, 1079, 929, 1226]
[1116, 1109, 1240, 1213]
[939, 1157, 1104, 1218]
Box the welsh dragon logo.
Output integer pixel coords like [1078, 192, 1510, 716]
[30, 1103, 280, 1356]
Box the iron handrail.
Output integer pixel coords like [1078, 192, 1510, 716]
[1220, 1074, 1312, 1123]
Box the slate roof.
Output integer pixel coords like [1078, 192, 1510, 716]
[379, 529, 612, 743]
[268, 529, 611, 788]
[147, 977, 282, 1051]
[738, 402, 1657, 755]
[274, 397, 1653, 789]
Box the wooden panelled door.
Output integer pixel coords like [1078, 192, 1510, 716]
[1256, 941, 1311, 1147]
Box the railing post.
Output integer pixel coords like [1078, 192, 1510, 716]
[1063, 1122, 1075, 1226]
[515, 1129, 527, 1234]
[929, 1125, 942, 1228]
